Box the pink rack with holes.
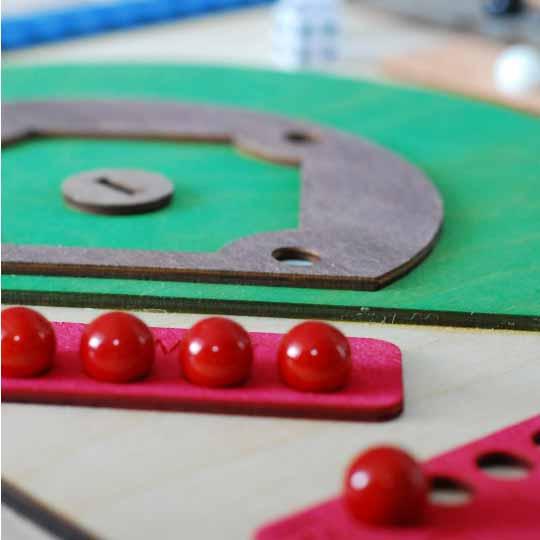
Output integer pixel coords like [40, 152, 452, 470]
[255, 415, 540, 539]
[2, 322, 404, 421]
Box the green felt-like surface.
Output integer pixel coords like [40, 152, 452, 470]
[2, 64, 540, 328]
[3, 139, 299, 252]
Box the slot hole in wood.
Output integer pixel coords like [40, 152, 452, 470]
[96, 176, 138, 196]
[476, 451, 531, 480]
[429, 476, 473, 506]
[284, 131, 317, 144]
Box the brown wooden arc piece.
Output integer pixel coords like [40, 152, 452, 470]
[2, 100, 443, 290]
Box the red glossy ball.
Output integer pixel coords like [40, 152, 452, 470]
[81, 312, 154, 383]
[278, 321, 351, 392]
[179, 317, 253, 388]
[1, 306, 56, 378]
[343, 446, 428, 526]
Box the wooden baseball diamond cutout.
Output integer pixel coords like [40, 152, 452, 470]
[254, 415, 540, 539]
[1, 321, 404, 421]
[1, 100, 443, 291]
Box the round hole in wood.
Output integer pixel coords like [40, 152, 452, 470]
[272, 247, 320, 267]
[429, 476, 473, 506]
[476, 451, 531, 480]
[284, 130, 317, 144]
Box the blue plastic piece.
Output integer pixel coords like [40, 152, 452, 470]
[2, 0, 275, 50]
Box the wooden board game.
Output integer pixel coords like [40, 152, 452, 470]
[3, 65, 540, 331]
[2, 56, 540, 540]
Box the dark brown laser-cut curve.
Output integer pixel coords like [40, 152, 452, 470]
[2, 100, 444, 290]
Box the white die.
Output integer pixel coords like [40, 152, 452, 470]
[272, 0, 343, 69]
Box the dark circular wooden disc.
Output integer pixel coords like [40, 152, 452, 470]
[61, 168, 174, 215]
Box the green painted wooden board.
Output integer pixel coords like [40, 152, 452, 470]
[2, 65, 540, 330]
[4, 139, 299, 252]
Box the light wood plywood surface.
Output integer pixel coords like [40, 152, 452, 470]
[3, 306, 539, 539]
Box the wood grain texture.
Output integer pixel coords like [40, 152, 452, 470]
[2, 306, 540, 540]
[1, 99, 443, 291]
[383, 36, 540, 116]
[2, 65, 540, 327]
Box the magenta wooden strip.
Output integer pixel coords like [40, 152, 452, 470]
[1, 322, 403, 421]
[255, 416, 540, 539]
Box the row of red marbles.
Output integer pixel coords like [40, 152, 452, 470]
[1, 307, 352, 392]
